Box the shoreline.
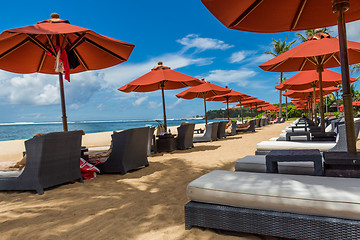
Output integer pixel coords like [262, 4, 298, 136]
[0, 124, 205, 163]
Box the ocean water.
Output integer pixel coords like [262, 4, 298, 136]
[0, 119, 206, 141]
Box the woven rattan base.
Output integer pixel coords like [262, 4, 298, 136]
[185, 201, 360, 240]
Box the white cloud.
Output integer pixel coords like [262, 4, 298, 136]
[168, 98, 183, 109]
[133, 95, 149, 106]
[250, 53, 273, 64]
[101, 53, 213, 90]
[229, 51, 254, 63]
[202, 68, 257, 87]
[148, 101, 162, 109]
[177, 34, 233, 53]
[346, 20, 360, 42]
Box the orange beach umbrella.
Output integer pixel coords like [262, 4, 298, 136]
[0, 13, 135, 131]
[176, 80, 230, 124]
[276, 69, 357, 91]
[207, 89, 251, 121]
[119, 62, 202, 129]
[260, 32, 360, 133]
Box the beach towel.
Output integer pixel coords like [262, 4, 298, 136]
[80, 158, 100, 180]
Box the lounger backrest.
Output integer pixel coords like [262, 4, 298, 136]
[22, 130, 83, 189]
[329, 120, 360, 152]
[147, 127, 155, 156]
[231, 121, 237, 135]
[211, 122, 219, 140]
[177, 123, 195, 149]
[203, 123, 213, 138]
[217, 121, 227, 139]
[100, 127, 150, 173]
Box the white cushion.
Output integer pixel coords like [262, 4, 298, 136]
[235, 155, 317, 175]
[257, 141, 335, 151]
[0, 169, 23, 178]
[187, 170, 360, 220]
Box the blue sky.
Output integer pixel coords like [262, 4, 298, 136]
[0, 0, 360, 123]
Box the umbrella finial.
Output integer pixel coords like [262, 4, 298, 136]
[51, 13, 60, 19]
[152, 61, 170, 70]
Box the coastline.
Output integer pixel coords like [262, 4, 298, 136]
[0, 124, 205, 163]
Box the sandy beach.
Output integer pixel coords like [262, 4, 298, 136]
[0, 121, 350, 240]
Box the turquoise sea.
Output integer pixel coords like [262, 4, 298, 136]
[0, 119, 206, 141]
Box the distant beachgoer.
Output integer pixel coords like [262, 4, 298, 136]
[226, 120, 232, 134]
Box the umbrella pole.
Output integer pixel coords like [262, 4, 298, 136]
[336, 90, 339, 113]
[203, 96, 208, 125]
[313, 87, 318, 126]
[226, 98, 230, 121]
[333, 0, 356, 155]
[317, 65, 325, 133]
[161, 84, 167, 131]
[59, 73, 68, 132]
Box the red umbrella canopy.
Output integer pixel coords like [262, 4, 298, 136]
[0, 13, 135, 75]
[259, 34, 360, 72]
[276, 69, 357, 91]
[176, 80, 230, 99]
[237, 98, 263, 106]
[228, 96, 256, 103]
[206, 89, 251, 102]
[284, 86, 340, 99]
[201, 0, 360, 33]
[119, 62, 202, 92]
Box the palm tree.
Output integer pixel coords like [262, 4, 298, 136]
[351, 64, 360, 79]
[295, 28, 333, 42]
[264, 35, 296, 118]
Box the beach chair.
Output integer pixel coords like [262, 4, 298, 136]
[177, 123, 195, 150]
[255, 120, 360, 155]
[237, 119, 255, 133]
[0, 130, 83, 194]
[185, 170, 360, 239]
[97, 127, 150, 174]
[147, 127, 156, 156]
[193, 123, 213, 142]
[217, 121, 227, 139]
[210, 122, 219, 141]
[226, 121, 237, 136]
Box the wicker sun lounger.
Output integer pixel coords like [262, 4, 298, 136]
[217, 121, 227, 139]
[193, 123, 214, 142]
[177, 123, 195, 150]
[185, 170, 360, 239]
[0, 130, 83, 194]
[97, 127, 150, 174]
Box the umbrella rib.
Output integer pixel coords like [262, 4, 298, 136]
[67, 33, 87, 51]
[229, 0, 263, 28]
[27, 34, 54, 56]
[73, 49, 89, 70]
[322, 53, 335, 65]
[332, 54, 341, 65]
[0, 37, 30, 60]
[37, 50, 47, 72]
[83, 37, 127, 61]
[291, 0, 307, 30]
[305, 57, 318, 66]
[46, 35, 57, 54]
[268, 59, 286, 71]
[299, 58, 307, 71]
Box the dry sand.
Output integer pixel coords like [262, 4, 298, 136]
[0, 121, 334, 239]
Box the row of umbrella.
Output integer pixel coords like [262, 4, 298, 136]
[120, 62, 271, 129]
[201, 0, 360, 154]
